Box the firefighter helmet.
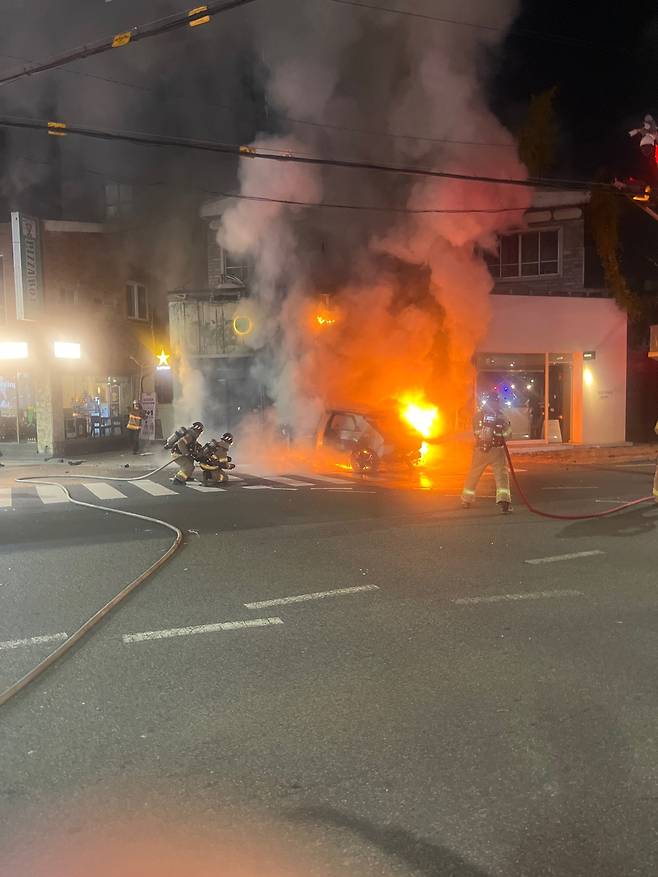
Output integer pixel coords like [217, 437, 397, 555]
[221, 432, 233, 445]
[192, 421, 204, 433]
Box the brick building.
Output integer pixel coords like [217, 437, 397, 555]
[0, 216, 171, 455]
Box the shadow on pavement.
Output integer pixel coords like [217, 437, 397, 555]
[556, 503, 658, 539]
[287, 804, 490, 876]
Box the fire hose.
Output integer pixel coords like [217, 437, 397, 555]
[503, 443, 655, 520]
[0, 459, 183, 708]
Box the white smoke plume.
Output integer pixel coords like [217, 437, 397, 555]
[217, 0, 530, 438]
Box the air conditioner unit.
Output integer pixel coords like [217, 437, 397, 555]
[650, 325, 658, 359]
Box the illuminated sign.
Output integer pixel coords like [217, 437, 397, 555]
[0, 341, 28, 360]
[54, 341, 81, 359]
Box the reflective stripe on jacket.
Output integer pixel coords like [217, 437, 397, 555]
[127, 412, 142, 430]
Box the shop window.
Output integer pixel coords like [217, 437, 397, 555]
[126, 282, 148, 321]
[62, 375, 132, 439]
[486, 229, 560, 279]
[106, 182, 133, 220]
[476, 353, 546, 441]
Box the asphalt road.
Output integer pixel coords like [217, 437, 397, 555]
[1, 456, 658, 877]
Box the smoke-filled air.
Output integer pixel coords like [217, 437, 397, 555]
[216, 0, 531, 457]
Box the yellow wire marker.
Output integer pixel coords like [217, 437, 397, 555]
[112, 31, 132, 48]
[188, 6, 211, 26]
[47, 121, 67, 137]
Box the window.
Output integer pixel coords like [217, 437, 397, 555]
[105, 182, 133, 220]
[126, 282, 148, 321]
[486, 229, 560, 279]
[222, 247, 250, 285]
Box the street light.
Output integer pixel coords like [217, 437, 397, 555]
[0, 341, 28, 360]
[54, 341, 81, 359]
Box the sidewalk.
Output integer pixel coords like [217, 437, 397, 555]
[0, 444, 171, 472]
[508, 442, 657, 465]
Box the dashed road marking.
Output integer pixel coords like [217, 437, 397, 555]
[524, 550, 605, 565]
[132, 479, 178, 497]
[244, 584, 380, 609]
[243, 485, 296, 490]
[82, 482, 127, 500]
[35, 484, 69, 504]
[0, 632, 68, 651]
[541, 486, 598, 490]
[0, 488, 11, 508]
[453, 589, 584, 606]
[122, 616, 283, 643]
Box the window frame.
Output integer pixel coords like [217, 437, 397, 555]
[486, 227, 561, 280]
[126, 281, 149, 322]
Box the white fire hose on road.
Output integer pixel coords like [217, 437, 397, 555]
[0, 459, 183, 708]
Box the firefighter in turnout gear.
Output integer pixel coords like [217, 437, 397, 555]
[165, 422, 204, 484]
[196, 432, 236, 487]
[126, 400, 144, 455]
[461, 393, 513, 513]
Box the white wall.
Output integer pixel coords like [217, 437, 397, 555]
[478, 296, 627, 444]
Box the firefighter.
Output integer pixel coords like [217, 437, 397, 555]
[126, 400, 144, 455]
[165, 421, 204, 485]
[629, 114, 658, 158]
[196, 432, 235, 487]
[461, 392, 513, 513]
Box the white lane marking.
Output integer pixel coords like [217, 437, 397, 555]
[525, 550, 605, 565]
[311, 487, 353, 491]
[264, 475, 316, 487]
[242, 485, 296, 490]
[82, 481, 126, 500]
[308, 473, 354, 484]
[245, 584, 380, 609]
[0, 632, 68, 651]
[132, 479, 177, 496]
[594, 499, 623, 504]
[0, 488, 11, 508]
[541, 486, 598, 490]
[123, 616, 283, 643]
[185, 483, 226, 493]
[454, 589, 584, 606]
[35, 484, 70, 504]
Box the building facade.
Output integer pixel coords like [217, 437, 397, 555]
[0, 216, 170, 455]
[476, 191, 628, 444]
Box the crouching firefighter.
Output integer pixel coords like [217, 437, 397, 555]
[164, 421, 204, 485]
[461, 393, 513, 514]
[195, 433, 236, 487]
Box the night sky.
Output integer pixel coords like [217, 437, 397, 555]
[495, 0, 658, 180]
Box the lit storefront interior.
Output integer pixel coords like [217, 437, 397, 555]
[61, 375, 134, 439]
[476, 352, 573, 443]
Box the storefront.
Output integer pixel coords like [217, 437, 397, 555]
[476, 295, 627, 445]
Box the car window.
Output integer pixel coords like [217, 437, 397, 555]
[330, 414, 358, 432]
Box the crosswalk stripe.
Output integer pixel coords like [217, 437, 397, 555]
[132, 479, 178, 497]
[305, 473, 354, 485]
[239, 469, 317, 487]
[35, 484, 70, 504]
[185, 483, 226, 493]
[0, 488, 11, 508]
[82, 482, 127, 500]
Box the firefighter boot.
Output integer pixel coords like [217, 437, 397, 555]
[499, 501, 512, 514]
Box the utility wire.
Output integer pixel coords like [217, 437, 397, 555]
[0, 0, 258, 87]
[0, 49, 515, 152]
[0, 114, 607, 194]
[327, 0, 623, 50]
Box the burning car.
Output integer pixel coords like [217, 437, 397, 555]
[315, 407, 424, 473]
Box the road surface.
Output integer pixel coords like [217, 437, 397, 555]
[1, 457, 657, 876]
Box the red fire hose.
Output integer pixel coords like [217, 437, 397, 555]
[503, 443, 655, 521]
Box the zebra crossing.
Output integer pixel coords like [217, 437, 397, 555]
[0, 471, 365, 510]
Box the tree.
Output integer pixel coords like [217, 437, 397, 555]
[588, 190, 642, 318]
[517, 86, 559, 177]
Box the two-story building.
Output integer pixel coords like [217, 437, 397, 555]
[0, 215, 171, 455]
[476, 190, 628, 445]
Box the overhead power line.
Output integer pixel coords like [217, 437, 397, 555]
[327, 0, 621, 50]
[0, 0, 258, 88]
[0, 114, 606, 194]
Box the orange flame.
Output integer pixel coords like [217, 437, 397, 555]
[399, 393, 443, 467]
[315, 314, 336, 326]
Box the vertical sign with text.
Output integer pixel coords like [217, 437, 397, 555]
[11, 212, 43, 321]
[141, 392, 157, 442]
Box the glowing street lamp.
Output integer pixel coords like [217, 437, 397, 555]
[0, 341, 28, 360]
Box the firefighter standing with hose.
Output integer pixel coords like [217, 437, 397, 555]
[126, 399, 144, 455]
[461, 392, 513, 514]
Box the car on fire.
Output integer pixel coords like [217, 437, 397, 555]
[315, 407, 423, 473]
